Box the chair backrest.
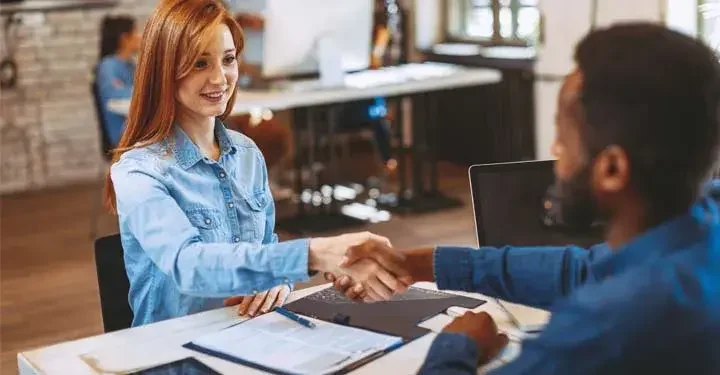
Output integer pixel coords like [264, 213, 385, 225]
[90, 68, 114, 162]
[93, 234, 133, 332]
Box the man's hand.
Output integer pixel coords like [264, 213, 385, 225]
[223, 284, 292, 317]
[324, 273, 367, 302]
[308, 231, 393, 273]
[342, 258, 411, 301]
[443, 311, 509, 365]
[331, 246, 436, 302]
[325, 246, 437, 303]
[309, 232, 411, 301]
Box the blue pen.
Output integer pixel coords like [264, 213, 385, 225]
[274, 307, 316, 329]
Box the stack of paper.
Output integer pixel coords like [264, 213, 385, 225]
[185, 312, 402, 375]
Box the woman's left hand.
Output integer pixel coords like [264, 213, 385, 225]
[224, 284, 292, 317]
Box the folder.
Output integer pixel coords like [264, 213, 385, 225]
[183, 286, 486, 374]
[183, 311, 403, 375]
[284, 286, 487, 340]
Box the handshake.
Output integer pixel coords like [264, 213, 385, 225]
[226, 231, 433, 317]
[308, 231, 435, 302]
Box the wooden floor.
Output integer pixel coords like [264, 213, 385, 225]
[0, 161, 477, 374]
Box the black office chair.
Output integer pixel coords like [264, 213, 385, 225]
[94, 234, 133, 332]
[91, 78, 114, 161]
[89, 72, 115, 238]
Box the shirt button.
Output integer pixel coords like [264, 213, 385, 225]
[284, 278, 290, 284]
[228, 202, 234, 208]
[219, 172, 226, 179]
[233, 236, 240, 243]
[204, 218, 211, 225]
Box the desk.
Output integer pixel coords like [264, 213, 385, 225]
[18, 282, 549, 375]
[107, 63, 501, 117]
[107, 63, 503, 233]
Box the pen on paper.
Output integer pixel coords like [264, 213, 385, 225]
[494, 299, 522, 328]
[274, 307, 316, 328]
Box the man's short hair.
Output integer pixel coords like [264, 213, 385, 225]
[574, 23, 720, 211]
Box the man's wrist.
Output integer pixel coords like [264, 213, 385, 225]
[405, 247, 436, 282]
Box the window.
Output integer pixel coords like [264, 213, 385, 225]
[699, 0, 720, 54]
[446, 0, 540, 45]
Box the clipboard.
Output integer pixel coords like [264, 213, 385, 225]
[182, 312, 405, 375]
[182, 286, 486, 374]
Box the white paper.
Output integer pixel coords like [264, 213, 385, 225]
[188, 312, 402, 375]
[417, 313, 454, 332]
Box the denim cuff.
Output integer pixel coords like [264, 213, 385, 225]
[268, 238, 313, 283]
[418, 333, 480, 374]
[434, 246, 475, 291]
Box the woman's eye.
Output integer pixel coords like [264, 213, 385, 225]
[223, 55, 236, 65]
[194, 59, 208, 69]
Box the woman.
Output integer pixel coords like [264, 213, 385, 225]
[95, 15, 141, 147]
[105, 0, 406, 327]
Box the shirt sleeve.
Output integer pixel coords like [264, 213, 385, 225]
[433, 245, 598, 309]
[417, 333, 480, 375]
[111, 157, 311, 298]
[487, 267, 685, 375]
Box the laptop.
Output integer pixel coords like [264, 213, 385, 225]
[469, 160, 604, 248]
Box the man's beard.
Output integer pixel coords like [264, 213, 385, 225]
[547, 165, 603, 231]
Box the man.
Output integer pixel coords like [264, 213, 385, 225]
[330, 23, 720, 373]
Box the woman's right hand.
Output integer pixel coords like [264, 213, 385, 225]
[309, 232, 410, 301]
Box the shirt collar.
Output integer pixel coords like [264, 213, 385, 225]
[171, 119, 237, 169]
[590, 214, 704, 279]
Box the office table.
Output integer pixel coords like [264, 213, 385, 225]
[107, 63, 503, 233]
[18, 282, 549, 375]
[107, 63, 501, 116]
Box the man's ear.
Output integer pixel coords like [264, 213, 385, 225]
[593, 145, 630, 193]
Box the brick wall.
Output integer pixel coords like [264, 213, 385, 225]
[0, 0, 158, 194]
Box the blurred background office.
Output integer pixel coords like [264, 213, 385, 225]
[0, 0, 718, 373]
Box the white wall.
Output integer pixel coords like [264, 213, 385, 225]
[413, 0, 443, 50]
[594, 0, 664, 27]
[533, 0, 698, 160]
[666, 0, 699, 37]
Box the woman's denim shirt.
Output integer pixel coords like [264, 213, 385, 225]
[111, 121, 310, 326]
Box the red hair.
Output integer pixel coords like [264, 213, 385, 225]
[104, 0, 244, 213]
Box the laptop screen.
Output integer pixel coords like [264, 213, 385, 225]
[469, 160, 604, 248]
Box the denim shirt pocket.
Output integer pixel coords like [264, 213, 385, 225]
[237, 190, 270, 243]
[184, 207, 225, 242]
